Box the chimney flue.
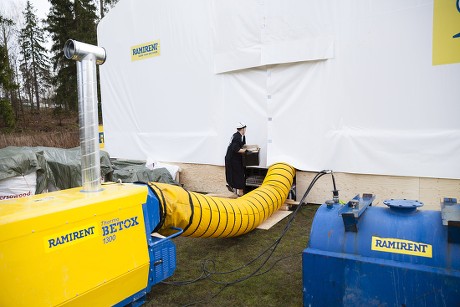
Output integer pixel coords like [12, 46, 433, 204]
[64, 39, 106, 192]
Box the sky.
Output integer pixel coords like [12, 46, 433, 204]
[2, 0, 107, 25]
[1, 0, 104, 53]
[30, 0, 50, 20]
[0, 0, 50, 25]
[3, 0, 104, 25]
[1, 0, 60, 53]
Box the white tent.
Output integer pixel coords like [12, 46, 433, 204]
[98, 0, 460, 179]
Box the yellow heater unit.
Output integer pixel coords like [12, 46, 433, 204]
[0, 183, 168, 307]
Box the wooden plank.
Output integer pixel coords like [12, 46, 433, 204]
[257, 210, 292, 230]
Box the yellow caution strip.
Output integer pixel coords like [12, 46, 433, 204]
[148, 163, 295, 238]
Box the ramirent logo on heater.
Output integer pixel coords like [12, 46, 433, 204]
[371, 236, 432, 258]
[46, 225, 97, 251]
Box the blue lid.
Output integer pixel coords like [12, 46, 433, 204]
[383, 199, 423, 211]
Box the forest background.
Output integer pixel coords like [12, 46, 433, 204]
[0, 0, 118, 148]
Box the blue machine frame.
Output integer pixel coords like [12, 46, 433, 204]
[114, 186, 181, 307]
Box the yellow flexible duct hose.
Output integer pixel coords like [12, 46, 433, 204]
[148, 163, 295, 238]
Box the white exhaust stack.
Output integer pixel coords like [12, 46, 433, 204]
[64, 39, 106, 192]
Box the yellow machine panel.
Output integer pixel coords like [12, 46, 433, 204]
[0, 183, 150, 307]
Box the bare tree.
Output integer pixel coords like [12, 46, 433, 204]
[0, 15, 15, 102]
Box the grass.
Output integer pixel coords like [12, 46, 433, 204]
[146, 204, 319, 307]
[0, 108, 80, 148]
[1, 108, 319, 306]
[0, 131, 79, 148]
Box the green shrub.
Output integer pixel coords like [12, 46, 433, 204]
[0, 99, 15, 130]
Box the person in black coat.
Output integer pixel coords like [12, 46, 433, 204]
[225, 122, 247, 196]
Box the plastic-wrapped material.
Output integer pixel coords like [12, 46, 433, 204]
[0, 147, 40, 180]
[0, 146, 113, 194]
[0, 147, 43, 196]
[0, 173, 37, 201]
[39, 147, 112, 191]
[111, 159, 178, 185]
[145, 159, 181, 181]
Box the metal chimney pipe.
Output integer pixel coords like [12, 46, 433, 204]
[64, 39, 106, 192]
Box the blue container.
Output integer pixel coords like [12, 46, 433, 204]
[303, 195, 460, 306]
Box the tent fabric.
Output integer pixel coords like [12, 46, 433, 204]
[211, 0, 334, 73]
[98, 0, 460, 179]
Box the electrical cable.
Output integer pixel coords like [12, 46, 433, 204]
[199, 171, 329, 285]
[162, 169, 338, 306]
[173, 170, 332, 305]
[252, 252, 302, 278]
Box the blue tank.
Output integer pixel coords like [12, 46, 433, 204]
[303, 195, 460, 306]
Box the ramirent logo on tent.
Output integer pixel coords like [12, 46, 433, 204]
[131, 40, 160, 61]
[371, 236, 432, 258]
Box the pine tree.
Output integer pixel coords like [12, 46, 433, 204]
[0, 44, 16, 129]
[19, 1, 51, 113]
[46, 0, 77, 112]
[0, 44, 14, 92]
[46, 0, 99, 112]
[75, 0, 98, 45]
[100, 0, 119, 18]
